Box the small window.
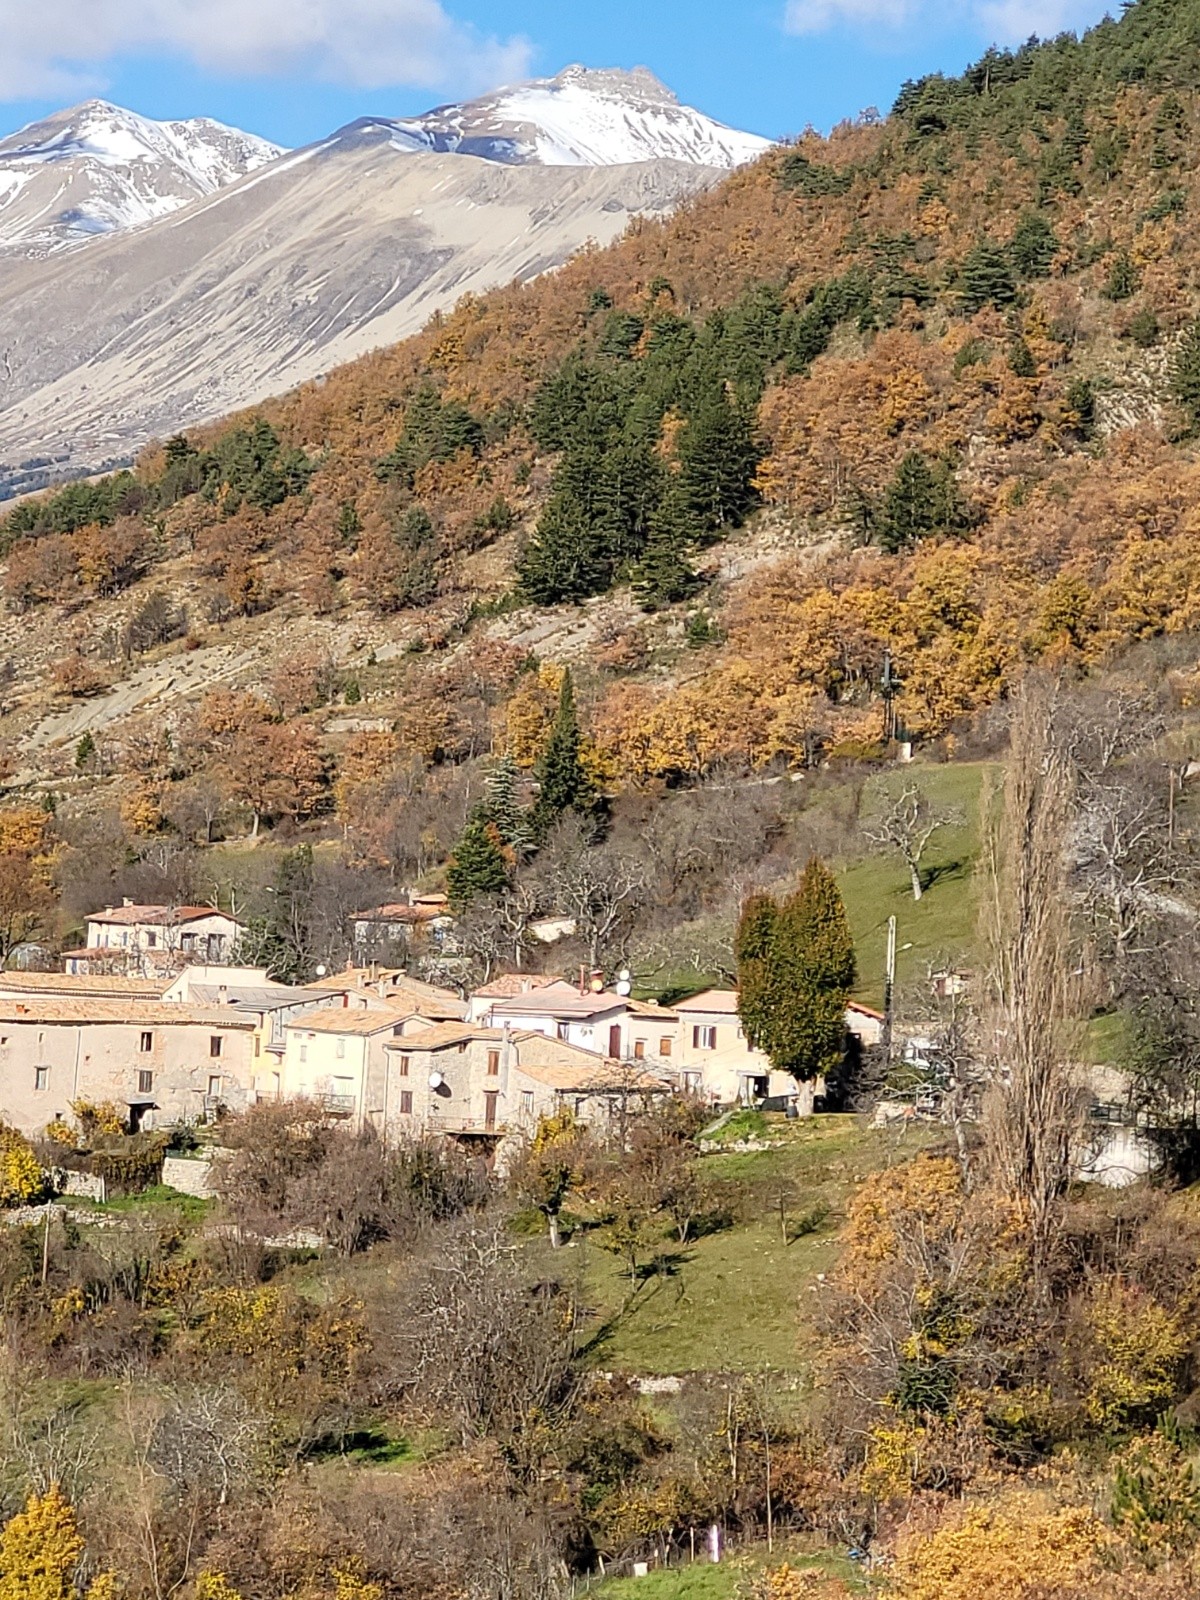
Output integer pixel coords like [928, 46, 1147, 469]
[34, 1066, 48, 1092]
[458, 1041, 467, 1053]
[254, 1037, 261, 1057]
[335, 1038, 345, 1059]
[659, 1036, 672, 1056]
[521, 1090, 534, 1115]
[299, 1043, 307, 1063]
[147, 932, 157, 949]
[398, 1054, 410, 1077]
[693, 1025, 716, 1050]
[487, 1050, 500, 1076]
[207, 1075, 222, 1098]
[556, 1022, 570, 1041]
[633, 1039, 646, 1060]
[140, 1031, 153, 1052]
[209, 1035, 223, 1058]
[138, 1069, 153, 1095]
[399, 1091, 413, 1115]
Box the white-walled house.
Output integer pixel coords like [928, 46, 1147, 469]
[673, 990, 803, 1109]
[75, 903, 245, 973]
[474, 979, 677, 1063]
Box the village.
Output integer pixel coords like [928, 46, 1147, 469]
[0, 896, 886, 1154]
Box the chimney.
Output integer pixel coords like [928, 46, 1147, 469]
[218, 984, 229, 1005]
[122, 897, 134, 908]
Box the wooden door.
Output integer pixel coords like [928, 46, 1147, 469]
[484, 1091, 498, 1131]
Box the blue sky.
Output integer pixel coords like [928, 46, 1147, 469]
[0, 0, 1115, 150]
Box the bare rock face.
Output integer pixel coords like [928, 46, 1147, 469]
[0, 71, 770, 494]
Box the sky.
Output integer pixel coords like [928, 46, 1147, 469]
[0, 0, 1117, 150]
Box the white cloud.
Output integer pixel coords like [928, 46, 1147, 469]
[784, 0, 1104, 45]
[0, 0, 532, 101]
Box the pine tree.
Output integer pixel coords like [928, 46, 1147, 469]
[630, 494, 701, 611]
[959, 240, 1017, 313]
[1171, 317, 1200, 432]
[675, 387, 758, 534]
[878, 452, 964, 553]
[531, 670, 594, 838]
[1008, 209, 1059, 278]
[73, 732, 95, 772]
[1103, 250, 1139, 301]
[1007, 338, 1037, 378]
[479, 755, 532, 856]
[446, 818, 509, 911]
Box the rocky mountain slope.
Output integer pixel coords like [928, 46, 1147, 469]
[0, 100, 282, 257]
[0, 70, 768, 496]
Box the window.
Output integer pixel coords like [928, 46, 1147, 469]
[487, 1050, 500, 1076]
[139, 1031, 153, 1052]
[299, 1044, 307, 1063]
[457, 1042, 467, 1053]
[399, 1091, 413, 1114]
[207, 1075, 222, 1098]
[556, 1022, 570, 1041]
[633, 1039, 646, 1060]
[659, 1037, 672, 1056]
[147, 932, 157, 949]
[138, 1070, 153, 1095]
[34, 1066, 47, 1092]
[335, 1038, 345, 1059]
[398, 1054, 410, 1077]
[693, 1025, 716, 1050]
[521, 1090, 534, 1115]
[209, 1035, 223, 1058]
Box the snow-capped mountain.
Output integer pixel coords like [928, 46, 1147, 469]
[355, 66, 772, 168]
[0, 101, 282, 256]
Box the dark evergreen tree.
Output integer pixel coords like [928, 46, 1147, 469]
[1008, 210, 1059, 278]
[1007, 337, 1037, 378]
[734, 860, 856, 1086]
[479, 754, 532, 856]
[734, 893, 781, 1054]
[447, 818, 510, 911]
[675, 388, 758, 535]
[959, 241, 1017, 313]
[238, 845, 316, 983]
[531, 670, 594, 837]
[878, 452, 964, 553]
[630, 494, 702, 611]
[1103, 250, 1140, 301]
[1171, 317, 1200, 432]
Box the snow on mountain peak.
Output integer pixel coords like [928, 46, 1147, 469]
[382, 66, 772, 169]
[0, 101, 283, 255]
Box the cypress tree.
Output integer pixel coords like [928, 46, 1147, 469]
[735, 860, 856, 1085]
[735, 893, 781, 1053]
[531, 670, 594, 837]
[447, 818, 509, 910]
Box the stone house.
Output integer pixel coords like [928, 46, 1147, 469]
[473, 979, 677, 1063]
[72, 903, 246, 974]
[0, 998, 257, 1138]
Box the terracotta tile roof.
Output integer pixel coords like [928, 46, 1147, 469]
[0, 973, 173, 998]
[515, 1057, 669, 1093]
[848, 1001, 885, 1020]
[625, 998, 678, 1021]
[673, 989, 740, 1014]
[484, 981, 627, 1021]
[354, 902, 449, 923]
[288, 1005, 426, 1037]
[386, 1022, 513, 1050]
[85, 905, 242, 928]
[471, 973, 559, 999]
[0, 999, 255, 1027]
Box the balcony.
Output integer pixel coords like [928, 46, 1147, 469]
[427, 1112, 505, 1136]
[319, 1093, 358, 1116]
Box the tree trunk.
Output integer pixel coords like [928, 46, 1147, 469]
[548, 1211, 561, 1249]
[908, 859, 923, 900]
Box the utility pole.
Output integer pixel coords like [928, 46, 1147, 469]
[882, 915, 897, 1064]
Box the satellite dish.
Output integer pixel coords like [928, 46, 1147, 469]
[428, 1071, 444, 1089]
[616, 980, 632, 997]
[315, 964, 327, 978]
[619, 969, 631, 983]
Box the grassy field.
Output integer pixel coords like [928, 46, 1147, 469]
[586, 1542, 866, 1599]
[838, 761, 991, 1010]
[565, 1116, 933, 1375]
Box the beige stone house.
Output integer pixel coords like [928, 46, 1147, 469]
[474, 979, 677, 1063]
[0, 998, 257, 1138]
[383, 1023, 667, 1147]
[71, 903, 246, 975]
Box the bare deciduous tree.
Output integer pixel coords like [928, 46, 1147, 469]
[862, 782, 961, 901]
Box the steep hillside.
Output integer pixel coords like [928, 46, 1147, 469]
[2, 0, 1200, 950]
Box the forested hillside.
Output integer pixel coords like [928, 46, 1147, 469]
[4, 0, 1200, 950]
